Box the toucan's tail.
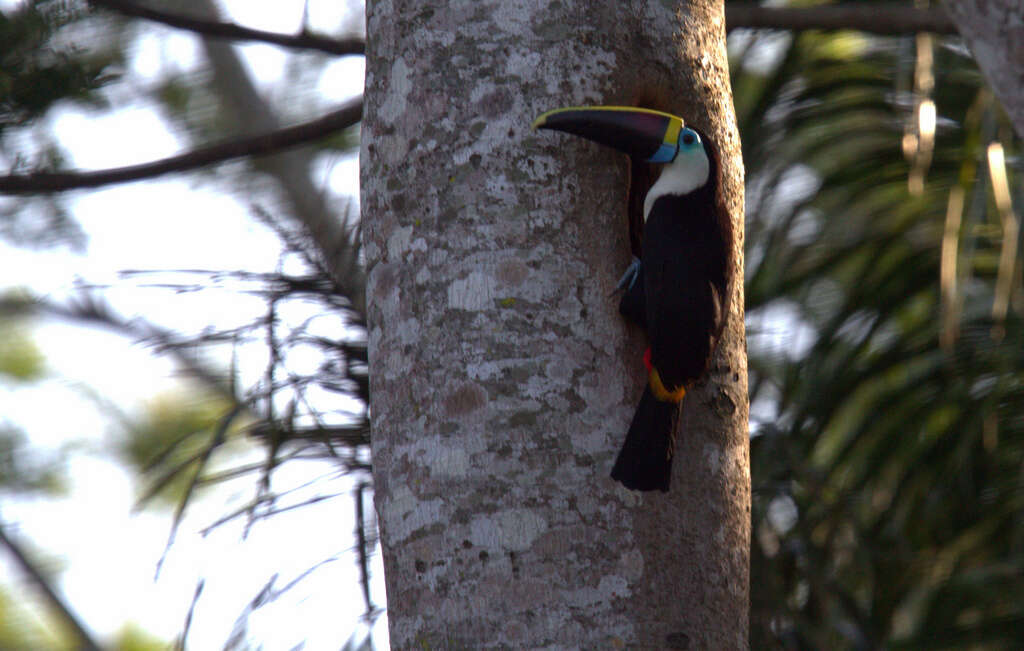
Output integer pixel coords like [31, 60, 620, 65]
[610, 386, 681, 492]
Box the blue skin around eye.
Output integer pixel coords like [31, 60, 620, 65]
[647, 128, 702, 163]
[679, 128, 701, 149]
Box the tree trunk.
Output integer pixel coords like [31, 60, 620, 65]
[361, 1, 748, 648]
[942, 0, 1024, 138]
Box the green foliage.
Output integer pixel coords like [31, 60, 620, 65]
[0, 0, 117, 135]
[0, 321, 46, 381]
[0, 313, 64, 493]
[0, 586, 166, 650]
[0, 0, 119, 250]
[0, 587, 70, 650]
[118, 391, 247, 508]
[0, 425, 65, 493]
[111, 623, 168, 651]
[737, 23, 1024, 650]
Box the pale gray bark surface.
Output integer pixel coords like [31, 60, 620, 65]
[943, 0, 1024, 138]
[362, 1, 748, 648]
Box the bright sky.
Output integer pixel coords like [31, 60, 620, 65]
[0, 0, 386, 648]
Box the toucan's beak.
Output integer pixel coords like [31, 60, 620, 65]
[532, 106, 684, 164]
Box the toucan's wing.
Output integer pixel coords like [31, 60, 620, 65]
[643, 196, 723, 389]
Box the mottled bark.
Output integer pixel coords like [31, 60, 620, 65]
[943, 0, 1024, 138]
[361, 1, 748, 648]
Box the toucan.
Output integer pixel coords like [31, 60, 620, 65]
[532, 106, 732, 492]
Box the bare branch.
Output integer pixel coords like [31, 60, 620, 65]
[0, 98, 362, 195]
[0, 292, 243, 403]
[190, 0, 368, 318]
[726, 3, 956, 35]
[89, 0, 365, 56]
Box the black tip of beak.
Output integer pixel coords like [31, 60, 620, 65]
[533, 106, 683, 163]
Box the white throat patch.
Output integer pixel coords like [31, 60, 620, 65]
[643, 148, 711, 220]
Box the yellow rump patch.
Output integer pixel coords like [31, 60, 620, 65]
[649, 368, 687, 403]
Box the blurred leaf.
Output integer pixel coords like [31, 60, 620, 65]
[0, 323, 45, 381]
[112, 623, 168, 651]
[0, 587, 71, 650]
[118, 391, 247, 508]
[0, 0, 116, 134]
[0, 426, 66, 494]
[737, 15, 1024, 650]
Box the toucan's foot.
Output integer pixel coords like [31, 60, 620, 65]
[616, 257, 646, 327]
[612, 256, 642, 295]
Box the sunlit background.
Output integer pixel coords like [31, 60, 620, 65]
[3, 0, 1023, 649]
[1, 0, 382, 648]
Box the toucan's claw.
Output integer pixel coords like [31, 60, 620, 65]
[612, 257, 642, 295]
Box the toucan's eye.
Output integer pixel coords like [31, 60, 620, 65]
[680, 129, 699, 147]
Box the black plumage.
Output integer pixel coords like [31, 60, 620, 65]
[610, 132, 731, 492]
[533, 107, 733, 492]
